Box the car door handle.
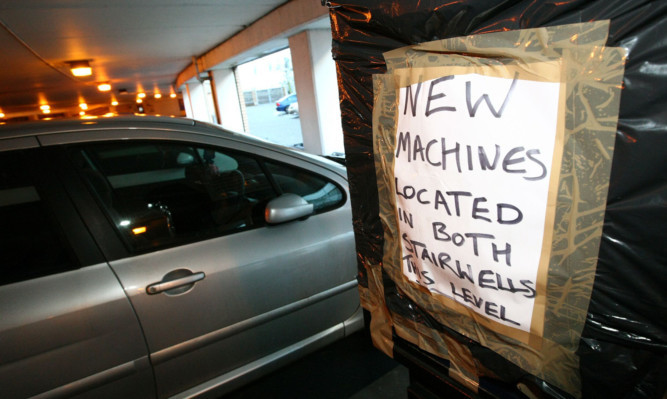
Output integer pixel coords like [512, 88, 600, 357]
[146, 271, 206, 295]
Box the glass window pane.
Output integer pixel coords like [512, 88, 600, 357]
[72, 142, 277, 253]
[264, 161, 344, 212]
[0, 150, 77, 285]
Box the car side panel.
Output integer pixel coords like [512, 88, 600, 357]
[36, 127, 358, 397]
[108, 201, 357, 397]
[0, 140, 155, 398]
[0, 265, 155, 399]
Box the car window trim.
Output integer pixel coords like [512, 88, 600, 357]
[34, 148, 110, 268]
[46, 146, 131, 262]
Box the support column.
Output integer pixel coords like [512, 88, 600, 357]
[184, 81, 217, 124]
[181, 84, 193, 117]
[211, 68, 246, 133]
[289, 29, 344, 156]
[184, 81, 207, 122]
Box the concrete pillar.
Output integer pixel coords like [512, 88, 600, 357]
[181, 84, 193, 117]
[210, 68, 246, 133]
[184, 81, 207, 122]
[289, 29, 344, 156]
[184, 81, 218, 124]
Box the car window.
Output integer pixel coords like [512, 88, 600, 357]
[69, 142, 277, 253]
[264, 160, 344, 212]
[68, 141, 345, 254]
[0, 150, 78, 286]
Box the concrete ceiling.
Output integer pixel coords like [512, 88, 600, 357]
[0, 0, 325, 118]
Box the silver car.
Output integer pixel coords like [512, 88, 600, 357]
[0, 116, 361, 398]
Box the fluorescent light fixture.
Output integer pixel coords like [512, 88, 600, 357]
[98, 83, 111, 92]
[68, 60, 92, 77]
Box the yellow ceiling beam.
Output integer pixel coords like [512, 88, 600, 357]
[176, 0, 327, 88]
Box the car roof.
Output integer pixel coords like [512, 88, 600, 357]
[0, 116, 218, 139]
[0, 115, 347, 174]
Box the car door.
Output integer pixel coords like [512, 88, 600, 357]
[62, 136, 359, 398]
[0, 141, 154, 398]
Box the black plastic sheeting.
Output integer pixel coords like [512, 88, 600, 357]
[326, 1, 666, 398]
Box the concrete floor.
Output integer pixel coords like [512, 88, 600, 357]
[220, 331, 409, 399]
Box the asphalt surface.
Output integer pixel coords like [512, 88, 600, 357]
[245, 103, 304, 148]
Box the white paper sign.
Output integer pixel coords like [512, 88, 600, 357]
[395, 71, 561, 332]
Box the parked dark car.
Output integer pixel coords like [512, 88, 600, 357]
[0, 116, 361, 398]
[275, 94, 297, 112]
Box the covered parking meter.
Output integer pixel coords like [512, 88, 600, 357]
[325, 1, 666, 398]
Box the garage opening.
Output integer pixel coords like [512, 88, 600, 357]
[236, 49, 303, 149]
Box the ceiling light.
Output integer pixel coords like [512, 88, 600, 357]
[138, 92, 146, 99]
[40, 104, 50, 111]
[136, 98, 143, 104]
[43, 109, 51, 114]
[98, 83, 111, 92]
[0, 112, 4, 118]
[79, 111, 86, 116]
[79, 103, 88, 110]
[154, 93, 162, 99]
[170, 93, 177, 98]
[68, 60, 92, 77]
[111, 100, 119, 106]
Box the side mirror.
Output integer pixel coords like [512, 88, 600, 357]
[265, 193, 314, 224]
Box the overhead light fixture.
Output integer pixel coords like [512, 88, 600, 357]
[111, 100, 119, 106]
[154, 93, 162, 99]
[98, 83, 111, 92]
[136, 98, 143, 104]
[132, 226, 147, 235]
[79, 103, 88, 110]
[137, 92, 146, 99]
[68, 60, 92, 77]
[170, 93, 177, 98]
[40, 104, 50, 111]
[0, 112, 4, 118]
